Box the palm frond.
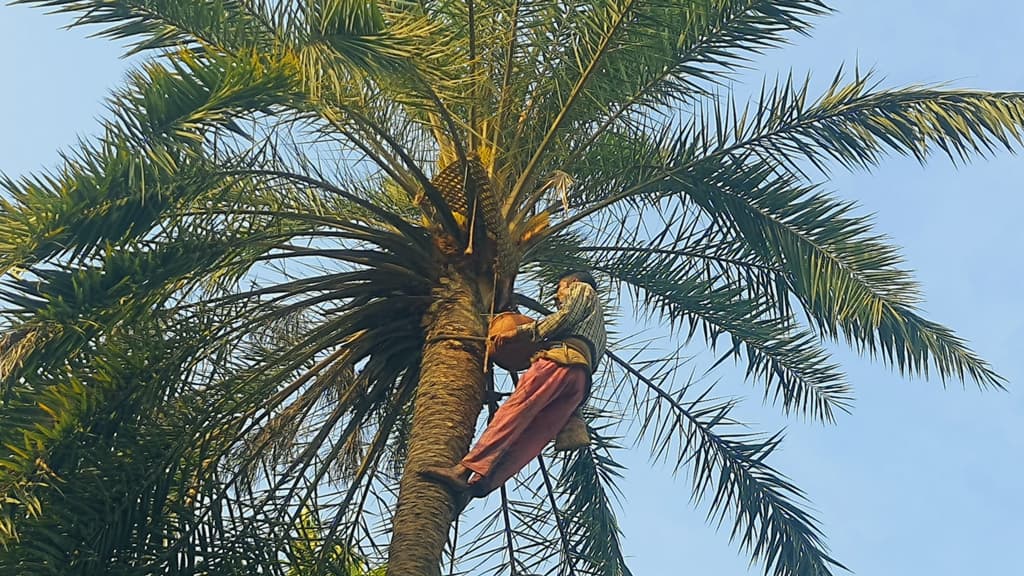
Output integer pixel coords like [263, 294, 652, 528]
[610, 351, 842, 576]
[8, 2, 1023, 574]
[506, 0, 640, 212]
[12, 0, 277, 54]
[572, 0, 831, 157]
[597, 249, 851, 421]
[699, 70, 1024, 173]
[668, 158, 1001, 388]
[543, 122, 1003, 390]
[104, 48, 299, 158]
[526, 230, 850, 422]
[554, 416, 632, 576]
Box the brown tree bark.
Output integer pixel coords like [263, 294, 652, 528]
[386, 267, 486, 576]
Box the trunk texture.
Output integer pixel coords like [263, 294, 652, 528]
[386, 268, 486, 576]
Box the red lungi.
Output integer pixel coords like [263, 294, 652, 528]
[461, 358, 587, 494]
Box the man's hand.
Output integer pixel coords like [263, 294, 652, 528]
[487, 327, 520, 352]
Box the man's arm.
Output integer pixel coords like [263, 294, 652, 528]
[515, 282, 596, 342]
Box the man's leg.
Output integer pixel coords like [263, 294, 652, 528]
[470, 364, 587, 496]
[420, 358, 572, 491]
[460, 359, 571, 478]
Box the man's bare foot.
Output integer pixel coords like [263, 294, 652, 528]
[420, 465, 472, 492]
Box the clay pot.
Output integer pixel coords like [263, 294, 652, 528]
[553, 414, 591, 451]
[488, 312, 539, 372]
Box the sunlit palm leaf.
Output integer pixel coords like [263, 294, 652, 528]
[611, 351, 842, 576]
[4, 2, 1022, 575]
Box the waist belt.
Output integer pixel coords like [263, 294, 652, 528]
[532, 337, 595, 400]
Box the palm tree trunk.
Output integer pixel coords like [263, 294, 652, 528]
[386, 268, 486, 576]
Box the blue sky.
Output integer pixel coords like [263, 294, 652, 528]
[1, 2, 1021, 575]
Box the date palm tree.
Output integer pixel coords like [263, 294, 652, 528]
[1, 2, 1020, 575]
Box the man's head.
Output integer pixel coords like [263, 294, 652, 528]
[555, 270, 597, 306]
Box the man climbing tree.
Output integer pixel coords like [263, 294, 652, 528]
[422, 271, 606, 497]
[4, 3, 1024, 576]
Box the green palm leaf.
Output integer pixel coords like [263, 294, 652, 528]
[611, 351, 842, 576]
[4, 2, 1020, 576]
